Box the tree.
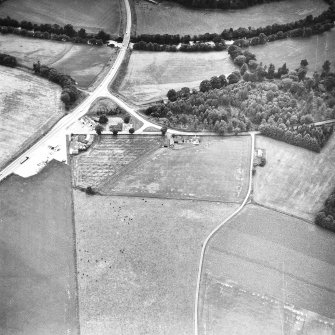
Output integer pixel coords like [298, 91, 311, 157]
[161, 126, 168, 135]
[167, 89, 177, 101]
[227, 71, 241, 84]
[78, 28, 87, 39]
[322, 60, 331, 75]
[96, 30, 110, 43]
[200, 79, 212, 92]
[85, 186, 95, 195]
[234, 55, 247, 67]
[61, 92, 71, 104]
[129, 127, 135, 134]
[64, 24, 76, 37]
[300, 59, 309, 67]
[267, 63, 275, 79]
[240, 63, 248, 75]
[112, 129, 118, 136]
[99, 115, 108, 124]
[95, 124, 103, 135]
[123, 115, 130, 124]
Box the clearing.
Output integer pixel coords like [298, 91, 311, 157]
[253, 133, 335, 221]
[135, 0, 327, 35]
[0, 161, 78, 335]
[0, 65, 63, 169]
[99, 136, 251, 203]
[118, 51, 236, 104]
[71, 135, 162, 189]
[0, 34, 117, 88]
[73, 191, 238, 335]
[0, 0, 123, 35]
[199, 204, 335, 334]
[249, 29, 335, 73]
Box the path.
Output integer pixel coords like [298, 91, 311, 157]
[194, 131, 255, 335]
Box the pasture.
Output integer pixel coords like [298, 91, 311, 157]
[249, 29, 335, 73]
[100, 136, 251, 203]
[0, 65, 63, 169]
[118, 51, 236, 103]
[71, 135, 162, 189]
[135, 0, 327, 35]
[200, 204, 335, 333]
[0, 34, 116, 88]
[73, 190, 238, 335]
[0, 0, 123, 35]
[253, 134, 335, 221]
[0, 161, 78, 335]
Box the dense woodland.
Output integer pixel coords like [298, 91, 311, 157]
[144, 59, 335, 152]
[315, 188, 335, 231]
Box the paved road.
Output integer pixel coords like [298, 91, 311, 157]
[0, 0, 135, 181]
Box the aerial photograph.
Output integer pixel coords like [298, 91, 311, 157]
[0, 0, 335, 334]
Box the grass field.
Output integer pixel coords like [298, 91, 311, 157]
[71, 135, 162, 189]
[200, 204, 335, 333]
[73, 190, 238, 335]
[0, 0, 123, 35]
[0, 161, 78, 335]
[249, 29, 335, 73]
[253, 134, 335, 221]
[0, 34, 117, 88]
[135, 0, 327, 35]
[0, 65, 63, 169]
[118, 51, 236, 103]
[100, 136, 251, 203]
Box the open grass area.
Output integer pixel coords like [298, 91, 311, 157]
[249, 29, 335, 73]
[0, 34, 117, 88]
[71, 135, 162, 189]
[73, 190, 238, 335]
[0, 161, 78, 335]
[135, 0, 327, 35]
[0, 65, 63, 169]
[0, 0, 123, 35]
[253, 133, 335, 221]
[100, 136, 251, 203]
[200, 204, 335, 333]
[118, 51, 236, 103]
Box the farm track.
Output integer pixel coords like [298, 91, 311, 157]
[194, 132, 255, 335]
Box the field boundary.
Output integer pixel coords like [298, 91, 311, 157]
[194, 132, 255, 335]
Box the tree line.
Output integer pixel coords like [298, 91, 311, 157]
[165, 0, 282, 10]
[315, 188, 335, 232]
[133, 41, 227, 52]
[0, 52, 17, 67]
[0, 16, 114, 46]
[131, 2, 334, 50]
[33, 61, 80, 109]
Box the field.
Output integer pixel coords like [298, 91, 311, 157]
[135, 0, 327, 35]
[253, 134, 335, 221]
[0, 34, 117, 88]
[71, 135, 163, 189]
[73, 190, 239, 335]
[118, 51, 236, 103]
[199, 204, 335, 334]
[100, 136, 251, 202]
[0, 65, 63, 169]
[0, 161, 78, 335]
[249, 29, 335, 73]
[0, 0, 123, 35]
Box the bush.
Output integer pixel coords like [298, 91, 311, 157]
[129, 127, 135, 134]
[85, 186, 95, 195]
[124, 115, 131, 124]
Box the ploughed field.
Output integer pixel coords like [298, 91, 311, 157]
[135, 0, 327, 35]
[0, 65, 63, 169]
[100, 136, 251, 203]
[0, 34, 117, 88]
[250, 29, 335, 74]
[253, 133, 335, 221]
[0, 161, 78, 335]
[118, 51, 236, 103]
[199, 204, 335, 334]
[0, 0, 123, 35]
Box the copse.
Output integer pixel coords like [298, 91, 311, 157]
[0, 53, 17, 67]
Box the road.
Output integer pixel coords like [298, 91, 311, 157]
[0, 0, 135, 181]
[193, 131, 256, 335]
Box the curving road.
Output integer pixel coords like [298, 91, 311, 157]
[194, 132, 255, 335]
[0, 0, 136, 181]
